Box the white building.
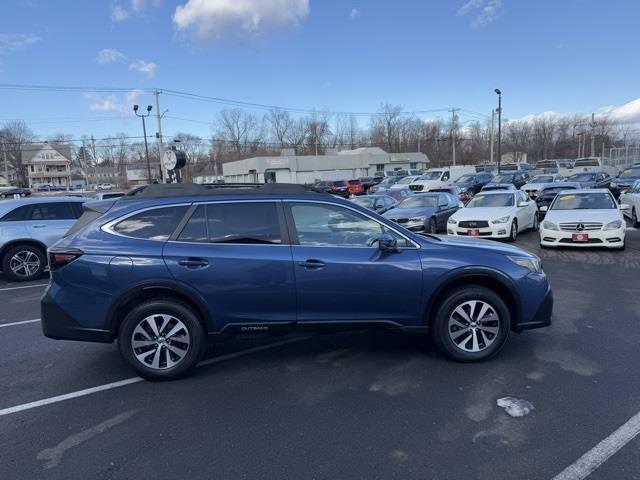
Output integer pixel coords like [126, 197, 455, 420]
[222, 148, 429, 184]
[22, 143, 72, 189]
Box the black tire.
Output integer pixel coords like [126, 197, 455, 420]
[118, 299, 206, 381]
[531, 214, 540, 232]
[431, 286, 510, 362]
[632, 208, 640, 228]
[507, 219, 518, 242]
[1, 243, 46, 282]
[428, 217, 438, 234]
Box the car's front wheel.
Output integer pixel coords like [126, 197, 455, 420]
[632, 208, 639, 228]
[507, 219, 518, 242]
[2, 244, 46, 282]
[531, 214, 540, 231]
[428, 217, 438, 234]
[431, 286, 510, 362]
[118, 299, 206, 380]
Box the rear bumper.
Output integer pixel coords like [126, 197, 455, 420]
[514, 287, 553, 331]
[41, 292, 112, 343]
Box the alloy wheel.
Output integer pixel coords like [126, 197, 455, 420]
[447, 300, 500, 353]
[9, 250, 41, 278]
[131, 314, 191, 370]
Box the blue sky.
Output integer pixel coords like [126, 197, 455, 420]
[1, 0, 639, 139]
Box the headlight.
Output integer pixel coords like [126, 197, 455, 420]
[448, 218, 458, 225]
[409, 216, 426, 223]
[603, 220, 623, 230]
[542, 220, 559, 231]
[508, 256, 542, 273]
[491, 216, 510, 224]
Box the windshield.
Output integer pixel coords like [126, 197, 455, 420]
[333, 181, 347, 187]
[568, 173, 596, 181]
[619, 168, 640, 178]
[351, 197, 375, 208]
[467, 193, 514, 207]
[551, 192, 616, 210]
[500, 164, 519, 171]
[574, 159, 600, 167]
[397, 176, 417, 184]
[455, 174, 476, 183]
[379, 178, 396, 186]
[530, 175, 554, 183]
[541, 186, 575, 196]
[535, 161, 556, 169]
[558, 160, 574, 167]
[419, 171, 443, 180]
[398, 196, 438, 208]
[492, 174, 514, 183]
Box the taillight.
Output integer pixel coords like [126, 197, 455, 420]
[49, 249, 83, 271]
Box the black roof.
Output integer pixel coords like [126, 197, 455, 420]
[125, 183, 324, 199]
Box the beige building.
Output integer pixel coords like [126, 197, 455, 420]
[22, 143, 72, 189]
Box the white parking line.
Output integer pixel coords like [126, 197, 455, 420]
[0, 283, 48, 292]
[0, 318, 41, 328]
[0, 336, 308, 417]
[552, 409, 640, 480]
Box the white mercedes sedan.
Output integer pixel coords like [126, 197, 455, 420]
[447, 190, 538, 242]
[539, 189, 628, 249]
[619, 179, 640, 228]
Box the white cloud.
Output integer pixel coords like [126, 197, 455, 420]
[349, 8, 359, 19]
[0, 33, 41, 53]
[456, 0, 482, 16]
[85, 90, 142, 113]
[598, 98, 640, 124]
[111, 5, 129, 21]
[131, 0, 145, 11]
[128, 59, 157, 77]
[472, 0, 502, 27]
[457, 0, 502, 28]
[172, 0, 310, 41]
[97, 48, 127, 64]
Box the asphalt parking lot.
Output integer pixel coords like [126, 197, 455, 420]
[1, 225, 640, 480]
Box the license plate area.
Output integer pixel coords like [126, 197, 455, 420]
[572, 233, 589, 242]
[468, 229, 480, 236]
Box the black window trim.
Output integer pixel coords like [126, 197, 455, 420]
[282, 199, 420, 249]
[169, 199, 290, 246]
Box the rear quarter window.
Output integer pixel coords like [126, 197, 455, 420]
[112, 206, 189, 241]
[0, 205, 31, 222]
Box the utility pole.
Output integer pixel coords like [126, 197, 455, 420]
[2, 141, 8, 184]
[90, 135, 97, 165]
[494, 89, 502, 173]
[133, 104, 153, 183]
[81, 139, 90, 189]
[590, 112, 596, 157]
[489, 109, 495, 164]
[449, 108, 460, 166]
[154, 89, 167, 183]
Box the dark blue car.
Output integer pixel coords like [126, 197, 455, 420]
[42, 183, 552, 380]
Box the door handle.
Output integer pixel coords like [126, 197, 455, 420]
[178, 258, 209, 268]
[32, 225, 46, 228]
[298, 259, 326, 269]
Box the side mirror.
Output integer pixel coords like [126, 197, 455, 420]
[376, 233, 398, 252]
[539, 206, 548, 212]
[619, 203, 630, 211]
[374, 204, 384, 211]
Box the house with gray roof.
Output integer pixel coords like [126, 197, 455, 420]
[21, 142, 72, 189]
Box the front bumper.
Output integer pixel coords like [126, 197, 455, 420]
[41, 292, 112, 343]
[514, 286, 553, 331]
[540, 227, 626, 248]
[447, 224, 511, 238]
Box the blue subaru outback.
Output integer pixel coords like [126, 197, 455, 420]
[42, 184, 552, 380]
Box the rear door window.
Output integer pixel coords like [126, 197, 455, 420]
[30, 202, 74, 220]
[206, 202, 282, 244]
[113, 206, 189, 240]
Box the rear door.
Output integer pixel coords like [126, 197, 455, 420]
[24, 202, 80, 246]
[163, 201, 297, 331]
[285, 201, 423, 325]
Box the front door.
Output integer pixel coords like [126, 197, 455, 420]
[163, 201, 296, 331]
[24, 201, 79, 246]
[285, 201, 423, 326]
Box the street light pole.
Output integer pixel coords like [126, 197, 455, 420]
[494, 89, 502, 173]
[134, 104, 153, 183]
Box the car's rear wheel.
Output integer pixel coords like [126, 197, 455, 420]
[632, 208, 639, 228]
[507, 219, 518, 242]
[118, 299, 206, 380]
[431, 286, 510, 362]
[2, 244, 46, 282]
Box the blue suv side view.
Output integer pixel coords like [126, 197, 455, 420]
[42, 184, 552, 380]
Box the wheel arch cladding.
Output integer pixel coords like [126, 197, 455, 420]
[424, 269, 520, 330]
[0, 239, 48, 260]
[107, 283, 212, 339]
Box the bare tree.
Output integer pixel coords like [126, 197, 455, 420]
[266, 109, 293, 148]
[0, 120, 37, 186]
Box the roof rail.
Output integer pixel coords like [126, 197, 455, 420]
[124, 182, 321, 199]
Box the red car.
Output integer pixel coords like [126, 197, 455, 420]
[347, 180, 365, 196]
